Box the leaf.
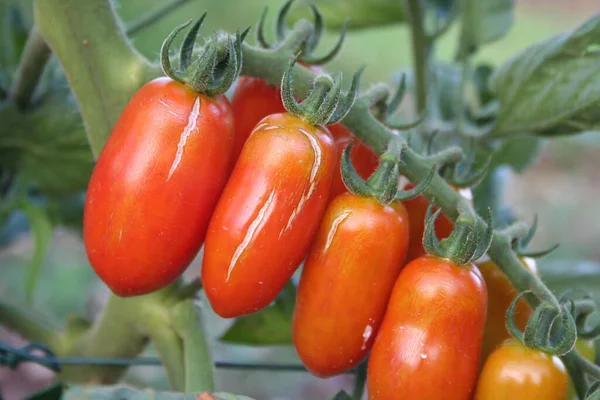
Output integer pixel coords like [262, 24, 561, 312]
[462, 0, 514, 49]
[220, 282, 296, 346]
[489, 136, 542, 173]
[19, 199, 53, 304]
[489, 13, 600, 137]
[26, 383, 64, 400]
[63, 385, 255, 400]
[288, 0, 405, 31]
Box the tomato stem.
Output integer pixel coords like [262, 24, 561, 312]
[9, 26, 51, 110]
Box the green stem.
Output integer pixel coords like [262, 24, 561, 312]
[35, 0, 156, 157]
[146, 318, 185, 391]
[172, 300, 215, 393]
[0, 300, 62, 349]
[126, 0, 194, 37]
[9, 26, 51, 110]
[405, 0, 430, 117]
[352, 360, 368, 400]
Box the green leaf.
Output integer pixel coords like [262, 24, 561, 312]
[63, 385, 255, 400]
[25, 383, 64, 400]
[19, 199, 53, 304]
[489, 136, 542, 173]
[489, 13, 600, 137]
[288, 0, 404, 31]
[220, 282, 296, 346]
[462, 0, 514, 50]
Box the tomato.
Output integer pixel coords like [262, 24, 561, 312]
[84, 77, 234, 296]
[402, 183, 473, 262]
[477, 256, 538, 363]
[328, 124, 379, 198]
[231, 65, 322, 159]
[293, 193, 410, 377]
[231, 76, 286, 159]
[367, 255, 487, 400]
[202, 113, 336, 318]
[569, 338, 596, 399]
[474, 338, 568, 400]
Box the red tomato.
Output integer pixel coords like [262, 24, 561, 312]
[477, 256, 538, 363]
[231, 65, 322, 159]
[293, 193, 410, 377]
[202, 113, 336, 318]
[474, 338, 568, 400]
[84, 77, 234, 296]
[328, 124, 379, 198]
[231, 76, 286, 159]
[367, 255, 487, 400]
[402, 182, 473, 262]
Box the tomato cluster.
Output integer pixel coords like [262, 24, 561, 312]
[83, 68, 571, 399]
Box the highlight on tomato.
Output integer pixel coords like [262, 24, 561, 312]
[474, 338, 568, 400]
[293, 146, 434, 377]
[201, 54, 362, 318]
[83, 17, 241, 296]
[367, 205, 493, 400]
[477, 256, 538, 363]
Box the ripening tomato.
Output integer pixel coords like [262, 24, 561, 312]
[202, 113, 336, 318]
[569, 338, 596, 399]
[84, 77, 234, 296]
[328, 124, 379, 198]
[231, 65, 322, 159]
[367, 255, 487, 400]
[293, 193, 410, 377]
[477, 256, 538, 363]
[474, 338, 568, 400]
[231, 75, 376, 196]
[402, 182, 473, 262]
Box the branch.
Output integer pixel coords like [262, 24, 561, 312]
[405, 0, 430, 116]
[34, 0, 159, 157]
[9, 26, 51, 110]
[0, 300, 62, 349]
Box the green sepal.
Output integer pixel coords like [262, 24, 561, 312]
[339, 142, 371, 197]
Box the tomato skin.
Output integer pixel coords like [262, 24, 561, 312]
[403, 185, 473, 262]
[202, 113, 336, 318]
[328, 124, 379, 198]
[367, 255, 487, 400]
[84, 77, 234, 296]
[293, 193, 410, 377]
[474, 338, 568, 400]
[231, 76, 286, 159]
[477, 257, 538, 363]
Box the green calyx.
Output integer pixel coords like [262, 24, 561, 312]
[160, 14, 249, 96]
[362, 75, 426, 130]
[506, 290, 577, 356]
[281, 53, 361, 126]
[340, 142, 435, 205]
[423, 201, 493, 266]
[256, 0, 347, 65]
[505, 215, 560, 259]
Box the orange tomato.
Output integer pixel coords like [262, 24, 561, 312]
[474, 338, 568, 400]
[477, 256, 538, 363]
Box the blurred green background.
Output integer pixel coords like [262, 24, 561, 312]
[2, 0, 600, 399]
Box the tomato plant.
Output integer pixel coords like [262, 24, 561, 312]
[477, 256, 538, 362]
[293, 192, 409, 377]
[367, 255, 488, 400]
[403, 185, 473, 262]
[202, 112, 336, 318]
[474, 338, 568, 400]
[84, 77, 234, 296]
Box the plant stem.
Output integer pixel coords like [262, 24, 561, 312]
[35, 0, 156, 157]
[352, 360, 368, 400]
[126, 0, 194, 37]
[0, 301, 62, 349]
[405, 0, 430, 117]
[9, 27, 51, 110]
